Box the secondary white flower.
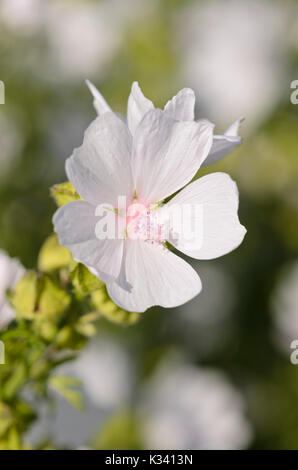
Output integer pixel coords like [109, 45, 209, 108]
[54, 82, 246, 312]
[60, 339, 133, 410]
[0, 0, 44, 34]
[178, 0, 288, 130]
[87, 80, 243, 167]
[44, 0, 156, 82]
[140, 361, 252, 450]
[44, 2, 117, 81]
[0, 250, 24, 330]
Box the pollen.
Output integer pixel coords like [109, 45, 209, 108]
[126, 207, 166, 246]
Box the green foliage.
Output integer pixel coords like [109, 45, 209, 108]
[49, 375, 84, 411]
[12, 272, 71, 321]
[0, 0, 297, 451]
[92, 411, 143, 450]
[0, 402, 13, 436]
[38, 234, 73, 272]
[50, 182, 81, 207]
[91, 287, 140, 325]
[70, 263, 104, 296]
[0, 222, 140, 448]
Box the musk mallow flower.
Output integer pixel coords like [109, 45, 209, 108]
[86, 79, 244, 166]
[59, 338, 133, 410]
[140, 361, 252, 450]
[53, 83, 246, 312]
[0, 250, 25, 330]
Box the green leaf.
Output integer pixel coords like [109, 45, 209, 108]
[11, 272, 37, 320]
[75, 322, 97, 337]
[91, 287, 140, 325]
[0, 403, 13, 437]
[12, 272, 71, 321]
[2, 362, 27, 400]
[54, 326, 85, 350]
[70, 263, 104, 296]
[38, 234, 73, 272]
[49, 375, 84, 411]
[50, 182, 81, 207]
[35, 321, 58, 342]
[37, 277, 71, 320]
[6, 427, 21, 450]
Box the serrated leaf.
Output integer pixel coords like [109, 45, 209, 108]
[38, 234, 73, 272]
[50, 182, 81, 207]
[70, 263, 104, 296]
[91, 287, 140, 325]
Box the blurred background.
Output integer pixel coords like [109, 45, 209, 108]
[0, 0, 298, 450]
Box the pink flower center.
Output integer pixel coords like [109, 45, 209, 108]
[126, 205, 165, 245]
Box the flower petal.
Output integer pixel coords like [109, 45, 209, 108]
[132, 109, 214, 205]
[53, 200, 124, 282]
[66, 112, 133, 206]
[164, 88, 195, 121]
[164, 172, 246, 260]
[86, 79, 112, 115]
[127, 81, 154, 136]
[203, 118, 243, 166]
[106, 240, 202, 312]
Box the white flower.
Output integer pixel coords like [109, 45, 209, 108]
[86, 80, 243, 167]
[60, 339, 133, 410]
[28, 339, 133, 447]
[0, 250, 24, 330]
[178, 0, 288, 130]
[140, 361, 252, 450]
[44, 0, 156, 82]
[0, 0, 44, 33]
[44, 2, 117, 81]
[53, 82, 246, 312]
